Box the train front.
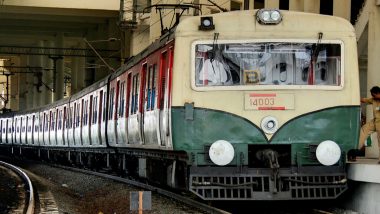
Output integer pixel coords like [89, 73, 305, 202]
[170, 10, 360, 200]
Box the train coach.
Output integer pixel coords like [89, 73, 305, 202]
[0, 9, 360, 201]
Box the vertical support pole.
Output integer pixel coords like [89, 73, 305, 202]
[38, 149, 40, 158]
[47, 150, 50, 160]
[138, 191, 143, 214]
[68, 151, 71, 162]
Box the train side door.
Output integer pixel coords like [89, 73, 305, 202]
[116, 79, 128, 146]
[34, 114, 39, 146]
[128, 70, 143, 144]
[107, 84, 117, 146]
[100, 89, 107, 146]
[62, 106, 67, 146]
[68, 102, 75, 146]
[114, 81, 119, 145]
[74, 100, 82, 146]
[28, 115, 34, 145]
[143, 64, 160, 145]
[139, 64, 147, 144]
[158, 48, 173, 147]
[91, 92, 101, 146]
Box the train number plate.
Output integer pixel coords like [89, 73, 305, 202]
[244, 93, 294, 110]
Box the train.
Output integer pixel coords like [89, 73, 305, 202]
[0, 9, 360, 200]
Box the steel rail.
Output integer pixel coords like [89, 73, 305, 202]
[0, 161, 35, 214]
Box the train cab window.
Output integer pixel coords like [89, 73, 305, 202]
[194, 42, 341, 88]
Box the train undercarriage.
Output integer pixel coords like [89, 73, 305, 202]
[0, 145, 348, 201]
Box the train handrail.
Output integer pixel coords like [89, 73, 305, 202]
[0, 161, 34, 214]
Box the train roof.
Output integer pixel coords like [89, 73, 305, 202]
[111, 29, 176, 79]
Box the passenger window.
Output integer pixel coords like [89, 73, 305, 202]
[103, 92, 107, 122]
[51, 112, 55, 131]
[58, 110, 62, 130]
[119, 82, 125, 117]
[69, 106, 74, 128]
[146, 65, 157, 111]
[76, 104, 81, 127]
[93, 96, 98, 124]
[84, 100, 88, 125]
[99, 90, 103, 123]
[131, 74, 140, 114]
[109, 88, 115, 120]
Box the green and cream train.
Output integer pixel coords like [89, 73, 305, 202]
[0, 9, 360, 200]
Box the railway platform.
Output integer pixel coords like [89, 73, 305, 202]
[344, 158, 380, 214]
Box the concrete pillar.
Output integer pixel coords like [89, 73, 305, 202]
[333, 0, 351, 20]
[75, 45, 86, 92]
[304, 0, 320, 14]
[38, 40, 47, 107]
[18, 56, 28, 110]
[10, 68, 19, 110]
[365, 4, 380, 158]
[28, 52, 42, 109]
[265, 0, 279, 9]
[44, 41, 54, 104]
[289, 0, 304, 11]
[26, 55, 36, 109]
[70, 56, 78, 95]
[54, 33, 65, 101]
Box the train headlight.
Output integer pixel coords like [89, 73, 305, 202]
[316, 140, 341, 166]
[261, 116, 278, 134]
[199, 17, 215, 31]
[256, 9, 282, 25]
[209, 140, 234, 166]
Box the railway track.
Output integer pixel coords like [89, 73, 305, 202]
[0, 160, 35, 214]
[1, 155, 230, 214]
[48, 163, 231, 214]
